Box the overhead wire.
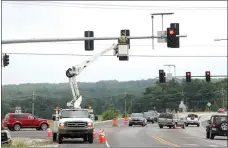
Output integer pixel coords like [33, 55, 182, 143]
[2, 52, 227, 58]
[3, 1, 227, 11]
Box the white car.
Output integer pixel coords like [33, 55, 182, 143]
[186, 114, 200, 127]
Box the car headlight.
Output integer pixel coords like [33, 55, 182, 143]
[87, 122, 93, 128]
[59, 123, 64, 128]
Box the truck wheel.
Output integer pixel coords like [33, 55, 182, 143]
[210, 131, 215, 139]
[173, 123, 177, 129]
[129, 124, 132, 126]
[197, 124, 200, 127]
[152, 120, 154, 124]
[186, 124, 188, 126]
[182, 123, 185, 129]
[88, 134, 93, 143]
[206, 132, 210, 139]
[83, 136, 87, 142]
[159, 125, 163, 129]
[53, 133, 57, 142]
[13, 123, 21, 131]
[57, 134, 63, 144]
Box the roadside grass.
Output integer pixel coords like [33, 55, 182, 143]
[2, 138, 54, 148]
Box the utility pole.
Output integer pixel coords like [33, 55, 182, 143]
[32, 90, 35, 115]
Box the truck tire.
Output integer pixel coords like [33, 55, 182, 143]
[129, 124, 132, 126]
[159, 125, 163, 129]
[197, 124, 200, 127]
[57, 134, 63, 144]
[53, 133, 57, 142]
[206, 132, 210, 139]
[88, 134, 93, 143]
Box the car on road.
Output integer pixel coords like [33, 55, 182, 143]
[1, 126, 12, 145]
[144, 112, 156, 123]
[3, 113, 49, 131]
[186, 114, 200, 127]
[217, 108, 225, 113]
[129, 113, 147, 126]
[206, 115, 228, 139]
[157, 113, 185, 129]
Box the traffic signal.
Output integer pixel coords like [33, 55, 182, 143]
[84, 31, 94, 51]
[3, 54, 9, 67]
[167, 23, 179, 48]
[205, 71, 211, 82]
[159, 70, 166, 83]
[120, 29, 130, 48]
[186, 72, 191, 82]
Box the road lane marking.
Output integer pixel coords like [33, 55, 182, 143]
[152, 136, 180, 147]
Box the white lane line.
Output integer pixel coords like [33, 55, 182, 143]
[105, 141, 110, 147]
[206, 145, 219, 147]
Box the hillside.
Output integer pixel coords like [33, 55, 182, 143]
[2, 79, 157, 101]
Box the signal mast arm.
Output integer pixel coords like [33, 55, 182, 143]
[65, 43, 118, 108]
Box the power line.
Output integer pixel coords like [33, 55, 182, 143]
[2, 52, 227, 58]
[11, 42, 226, 48]
[3, 2, 227, 11]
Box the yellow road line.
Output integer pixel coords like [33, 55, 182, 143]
[152, 136, 180, 147]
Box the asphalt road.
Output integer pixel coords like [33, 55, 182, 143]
[9, 114, 227, 147]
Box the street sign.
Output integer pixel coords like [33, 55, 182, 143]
[207, 102, 211, 107]
[157, 31, 167, 43]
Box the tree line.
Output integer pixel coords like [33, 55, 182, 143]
[2, 78, 227, 120]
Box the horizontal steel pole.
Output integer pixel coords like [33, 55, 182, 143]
[173, 75, 227, 78]
[1, 35, 187, 44]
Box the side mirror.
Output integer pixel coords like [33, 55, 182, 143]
[207, 120, 211, 124]
[95, 116, 98, 121]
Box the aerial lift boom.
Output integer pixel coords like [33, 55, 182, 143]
[65, 43, 118, 109]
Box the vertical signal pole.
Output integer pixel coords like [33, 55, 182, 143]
[150, 13, 174, 50]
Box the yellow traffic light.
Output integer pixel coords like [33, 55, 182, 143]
[88, 106, 92, 109]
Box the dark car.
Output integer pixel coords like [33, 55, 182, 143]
[129, 113, 147, 127]
[1, 126, 12, 145]
[144, 112, 156, 123]
[206, 115, 228, 139]
[3, 113, 49, 131]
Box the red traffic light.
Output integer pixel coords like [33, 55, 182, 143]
[169, 30, 175, 35]
[206, 71, 210, 75]
[186, 72, 191, 76]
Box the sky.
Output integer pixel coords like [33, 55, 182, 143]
[1, 1, 227, 85]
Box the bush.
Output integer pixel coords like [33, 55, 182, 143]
[101, 109, 120, 121]
[122, 113, 128, 118]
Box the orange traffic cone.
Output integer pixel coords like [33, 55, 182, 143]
[101, 135, 106, 144]
[93, 130, 96, 139]
[47, 128, 52, 137]
[98, 129, 103, 140]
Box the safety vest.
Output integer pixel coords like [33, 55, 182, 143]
[119, 35, 128, 43]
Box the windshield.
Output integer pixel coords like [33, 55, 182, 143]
[60, 110, 89, 118]
[188, 114, 198, 118]
[131, 113, 143, 117]
[144, 112, 153, 117]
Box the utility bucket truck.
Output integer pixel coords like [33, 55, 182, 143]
[51, 42, 128, 144]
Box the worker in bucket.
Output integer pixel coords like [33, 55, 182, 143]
[119, 32, 128, 44]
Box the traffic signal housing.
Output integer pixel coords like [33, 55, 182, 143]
[3, 54, 9, 67]
[186, 72, 191, 82]
[84, 31, 94, 51]
[159, 70, 166, 83]
[205, 71, 211, 82]
[167, 23, 179, 48]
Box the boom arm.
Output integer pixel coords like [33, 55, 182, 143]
[66, 43, 118, 108]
